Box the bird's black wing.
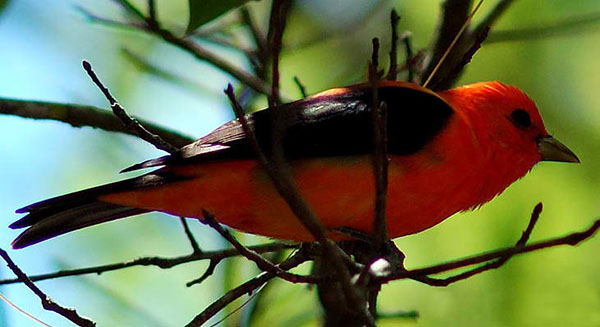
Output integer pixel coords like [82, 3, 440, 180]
[124, 84, 454, 171]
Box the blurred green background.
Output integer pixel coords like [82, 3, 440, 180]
[0, 0, 599, 326]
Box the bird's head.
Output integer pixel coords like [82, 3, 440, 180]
[439, 81, 579, 166]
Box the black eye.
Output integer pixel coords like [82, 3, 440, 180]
[509, 109, 531, 128]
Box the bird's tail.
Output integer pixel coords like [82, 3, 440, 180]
[10, 179, 151, 249]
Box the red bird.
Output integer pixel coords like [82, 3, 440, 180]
[10, 81, 579, 248]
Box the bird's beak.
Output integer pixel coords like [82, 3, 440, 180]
[537, 136, 580, 163]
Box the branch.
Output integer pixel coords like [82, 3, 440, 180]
[386, 10, 400, 81]
[0, 98, 193, 147]
[421, 0, 472, 86]
[472, 0, 516, 37]
[185, 248, 310, 327]
[179, 217, 202, 254]
[0, 243, 292, 285]
[380, 217, 600, 283]
[488, 12, 600, 43]
[411, 203, 542, 286]
[0, 248, 96, 327]
[110, 1, 275, 98]
[267, 0, 292, 106]
[293, 76, 308, 98]
[429, 25, 490, 91]
[82, 60, 179, 153]
[201, 210, 318, 284]
[369, 38, 389, 246]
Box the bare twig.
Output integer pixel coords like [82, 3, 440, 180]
[179, 217, 202, 254]
[82, 60, 180, 153]
[0, 243, 291, 285]
[240, 7, 268, 73]
[186, 249, 310, 327]
[186, 258, 222, 287]
[421, 0, 472, 86]
[472, 0, 515, 37]
[293, 76, 308, 98]
[488, 12, 600, 43]
[267, 0, 292, 106]
[430, 25, 490, 91]
[411, 203, 542, 286]
[147, 0, 157, 24]
[106, 0, 276, 97]
[399, 32, 416, 83]
[379, 217, 600, 283]
[0, 248, 96, 327]
[423, 0, 484, 88]
[0, 98, 193, 147]
[369, 38, 389, 246]
[387, 10, 400, 81]
[201, 210, 318, 284]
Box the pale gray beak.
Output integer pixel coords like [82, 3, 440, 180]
[538, 136, 580, 163]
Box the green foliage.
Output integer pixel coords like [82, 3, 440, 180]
[187, 0, 253, 33]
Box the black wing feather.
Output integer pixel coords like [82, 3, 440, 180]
[123, 85, 454, 170]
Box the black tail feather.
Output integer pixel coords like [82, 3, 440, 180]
[11, 202, 149, 249]
[10, 173, 173, 249]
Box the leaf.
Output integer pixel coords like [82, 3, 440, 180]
[187, 0, 255, 34]
[0, 0, 9, 17]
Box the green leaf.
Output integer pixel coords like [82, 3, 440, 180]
[0, 0, 9, 17]
[187, 0, 255, 34]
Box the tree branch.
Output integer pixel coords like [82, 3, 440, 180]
[109, 0, 276, 98]
[201, 210, 318, 284]
[0, 98, 193, 147]
[488, 12, 600, 43]
[380, 217, 600, 283]
[411, 203, 542, 286]
[0, 243, 292, 285]
[185, 248, 310, 327]
[83, 60, 180, 153]
[0, 248, 96, 327]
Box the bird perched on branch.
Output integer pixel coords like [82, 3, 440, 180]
[9, 81, 579, 248]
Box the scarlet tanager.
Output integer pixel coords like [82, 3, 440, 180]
[9, 81, 579, 249]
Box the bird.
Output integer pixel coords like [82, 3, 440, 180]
[9, 81, 579, 249]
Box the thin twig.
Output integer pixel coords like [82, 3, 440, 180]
[411, 203, 542, 286]
[488, 12, 600, 43]
[201, 210, 318, 284]
[430, 25, 490, 91]
[387, 10, 400, 81]
[147, 0, 157, 24]
[400, 32, 416, 82]
[379, 217, 600, 283]
[82, 60, 180, 153]
[240, 7, 268, 71]
[0, 98, 193, 147]
[267, 0, 292, 106]
[0, 291, 51, 326]
[186, 258, 222, 287]
[0, 248, 96, 327]
[0, 243, 292, 285]
[423, 0, 484, 88]
[111, 0, 276, 97]
[186, 249, 310, 327]
[179, 217, 202, 254]
[421, 0, 472, 86]
[293, 76, 307, 98]
[369, 38, 389, 246]
[472, 0, 515, 37]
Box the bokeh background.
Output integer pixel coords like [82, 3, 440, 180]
[1, 0, 599, 326]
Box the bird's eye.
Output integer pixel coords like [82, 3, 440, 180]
[509, 109, 531, 128]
